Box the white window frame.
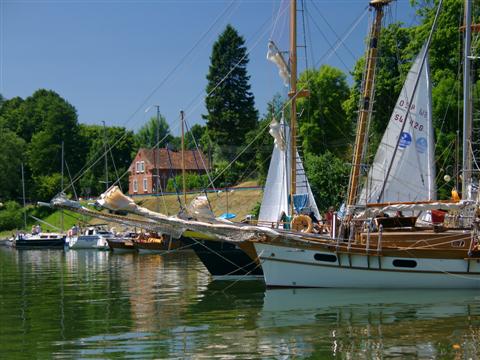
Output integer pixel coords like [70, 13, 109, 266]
[140, 161, 145, 173]
[133, 179, 138, 193]
[135, 161, 140, 173]
[143, 177, 148, 192]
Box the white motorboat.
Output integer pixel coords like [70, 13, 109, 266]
[68, 226, 113, 250]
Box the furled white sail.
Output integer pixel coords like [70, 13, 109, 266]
[359, 46, 435, 204]
[267, 41, 290, 87]
[259, 118, 320, 224]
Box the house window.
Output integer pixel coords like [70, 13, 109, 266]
[133, 179, 138, 193]
[143, 178, 148, 192]
[136, 161, 140, 173]
[140, 161, 145, 173]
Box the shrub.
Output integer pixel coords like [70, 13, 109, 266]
[0, 201, 24, 231]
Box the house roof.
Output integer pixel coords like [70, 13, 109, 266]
[133, 148, 211, 171]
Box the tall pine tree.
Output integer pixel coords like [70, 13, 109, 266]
[203, 25, 258, 161]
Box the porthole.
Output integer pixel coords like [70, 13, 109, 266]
[314, 253, 337, 263]
[392, 259, 417, 268]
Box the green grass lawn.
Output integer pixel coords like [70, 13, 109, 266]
[0, 181, 263, 238]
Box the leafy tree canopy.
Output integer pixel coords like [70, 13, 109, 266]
[203, 24, 258, 161]
[78, 124, 136, 197]
[135, 115, 172, 149]
[304, 151, 350, 212]
[0, 130, 26, 201]
[297, 65, 350, 157]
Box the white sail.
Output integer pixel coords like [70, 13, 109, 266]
[359, 46, 435, 204]
[267, 41, 290, 87]
[259, 118, 320, 223]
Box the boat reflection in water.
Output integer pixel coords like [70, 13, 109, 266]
[2, 248, 479, 359]
[259, 288, 480, 358]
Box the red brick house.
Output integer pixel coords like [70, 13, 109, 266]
[128, 148, 211, 195]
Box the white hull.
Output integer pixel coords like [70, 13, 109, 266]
[69, 236, 109, 250]
[254, 242, 480, 289]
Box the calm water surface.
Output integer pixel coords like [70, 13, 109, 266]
[0, 247, 479, 359]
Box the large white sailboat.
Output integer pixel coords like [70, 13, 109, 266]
[250, 0, 480, 288]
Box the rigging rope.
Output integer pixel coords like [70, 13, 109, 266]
[62, 0, 239, 193]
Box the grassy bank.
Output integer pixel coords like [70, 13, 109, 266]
[0, 181, 263, 238]
[139, 181, 262, 221]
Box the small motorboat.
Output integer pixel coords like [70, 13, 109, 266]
[14, 232, 66, 249]
[68, 226, 113, 250]
[107, 233, 137, 253]
[133, 233, 182, 254]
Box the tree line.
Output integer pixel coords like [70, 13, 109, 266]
[0, 0, 470, 230]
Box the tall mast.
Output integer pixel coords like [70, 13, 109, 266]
[21, 163, 26, 230]
[289, 0, 298, 216]
[155, 105, 160, 213]
[102, 120, 109, 191]
[61, 141, 64, 232]
[346, 0, 390, 208]
[462, 0, 472, 199]
[181, 110, 187, 206]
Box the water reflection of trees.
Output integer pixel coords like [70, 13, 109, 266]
[1, 247, 479, 359]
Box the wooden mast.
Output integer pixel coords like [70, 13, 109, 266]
[289, 0, 298, 216]
[462, 0, 472, 199]
[181, 110, 187, 206]
[346, 0, 390, 208]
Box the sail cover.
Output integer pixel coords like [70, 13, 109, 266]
[258, 118, 320, 223]
[359, 46, 435, 204]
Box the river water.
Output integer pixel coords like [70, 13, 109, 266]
[0, 247, 479, 359]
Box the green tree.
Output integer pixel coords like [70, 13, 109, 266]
[135, 115, 172, 148]
[297, 65, 351, 157]
[184, 124, 206, 150]
[0, 201, 24, 231]
[203, 24, 258, 161]
[34, 173, 64, 202]
[26, 90, 83, 180]
[0, 130, 26, 201]
[78, 125, 137, 196]
[304, 151, 350, 212]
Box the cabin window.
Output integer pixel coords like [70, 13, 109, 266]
[133, 179, 138, 193]
[314, 253, 337, 263]
[392, 259, 417, 268]
[143, 178, 148, 192]
[451, 240, 465, 248]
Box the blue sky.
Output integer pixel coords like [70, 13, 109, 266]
[1, 0, 419, 136]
